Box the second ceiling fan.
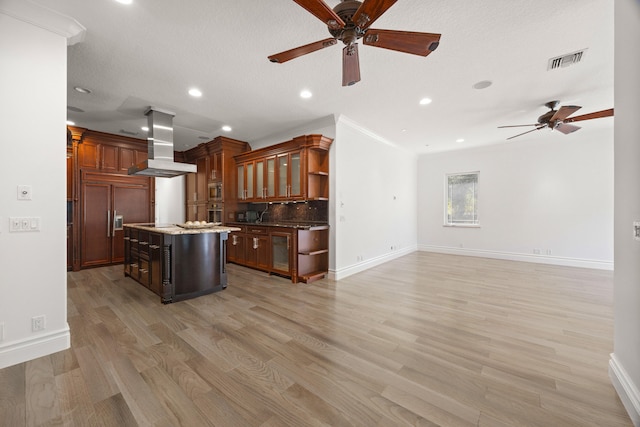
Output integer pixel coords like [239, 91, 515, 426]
[268, 0, 441, 86]
[498, 101, 614, 140]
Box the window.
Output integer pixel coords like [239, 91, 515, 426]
[446, 172, 479, 226]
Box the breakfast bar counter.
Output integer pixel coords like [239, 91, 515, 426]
[123, 223, 240, 303]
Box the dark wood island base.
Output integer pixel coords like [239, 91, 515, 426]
[124, 223, 240, 303]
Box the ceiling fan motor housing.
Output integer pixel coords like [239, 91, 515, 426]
[329, 0, 366, 44]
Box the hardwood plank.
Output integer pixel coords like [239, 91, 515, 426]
[89, 392, 137, 427]
[140, 365, 215, 427]
[25, 356, 59, 426]
[53, 367, 95, 426]
[0, 363, 26, 426]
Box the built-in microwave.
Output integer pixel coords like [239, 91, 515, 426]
[208, 182, 222, 201]
[208, 202, 223, 223]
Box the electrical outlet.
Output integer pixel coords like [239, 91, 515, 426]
[0, 322, 4, 341]
[32, 315, 45, 332]
[533, 248, 541, 255]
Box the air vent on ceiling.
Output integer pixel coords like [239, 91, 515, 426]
[547, 49, 586, 70]
[119, 129, 138, 136]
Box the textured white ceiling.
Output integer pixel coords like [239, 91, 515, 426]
[33, 0, 614, 153]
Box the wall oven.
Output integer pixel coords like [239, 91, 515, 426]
[208, 182, 222, 201]
[208, 202, 223, 223]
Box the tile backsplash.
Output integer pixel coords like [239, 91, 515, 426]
[247, 200, 327, 224]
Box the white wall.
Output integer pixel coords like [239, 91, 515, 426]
[155, 176, 186, 225]
[610, 1, 640, 425]
[418, 128, 614, 269]
[331, 116, 418, 279]
[0, 12, 73, 368]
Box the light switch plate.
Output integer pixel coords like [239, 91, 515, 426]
[634, 221, 640, 241]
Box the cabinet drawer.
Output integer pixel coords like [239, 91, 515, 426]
[139, 259, 150, 287]
[247, 227, 267, 234]
[138, 231, 150, 254]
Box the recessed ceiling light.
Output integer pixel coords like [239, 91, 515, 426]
[300, 90, 312, 99]
[188, 88, 202, 97]
[141, 126, 149, 132]
[456, 138, 465, 143]
[74, 86, 91, 94]
[472, 80, 492, 90]
[419, 98, 432, 106]
[401, 129, 407, 132]
[115, 0, 132, 4]
[222, 125, 232, 132]
[66, 120, 75, 126]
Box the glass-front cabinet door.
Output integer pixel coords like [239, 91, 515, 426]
[255, 160, 264, 200]
[266, 157, 276, 198]
[246, 162, 254, 200]
[278, 154, 288, 199]
[237, 164, 245, 200]
[289, 152, 301, 198]
[271, 232, 292, 275]
[276, 151, 303, 200]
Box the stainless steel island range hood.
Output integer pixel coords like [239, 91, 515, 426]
[128, 107, 197, 178]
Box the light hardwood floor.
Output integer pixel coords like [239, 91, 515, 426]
[0, 252, 632, 426]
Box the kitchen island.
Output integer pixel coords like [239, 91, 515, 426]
[124, 223, 240, 303]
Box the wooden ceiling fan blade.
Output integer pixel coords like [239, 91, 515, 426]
[506, 125, 547, 140]
[352, 0, 397, 29]
[363, 29, 441, 56]
[268, 38, 337, 63]
[342, 44, 361, 87]
[292, 0, 345, 29]
[564, 108, 614, 123]
[555, 123, 581, 135]
[498, 124, 540, 128]
[550, 105, 581, 122]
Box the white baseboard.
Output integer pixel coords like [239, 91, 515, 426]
[328, 245, 417, 281]
[0, 326, 70, 369]
[418, 245, 613, 270]
[609, 353, 640, 426]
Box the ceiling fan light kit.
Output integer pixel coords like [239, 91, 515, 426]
[498, 100, 614, 140]
[268, 0, 441, 86]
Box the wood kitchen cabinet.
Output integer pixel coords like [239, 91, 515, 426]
[78, 136, 148, 173]
[270, 230, 294, 277]
[297, 228, 329, 283]
[181, 137, 251, 222]
[245, 226, 270, 271]
[233, 134, 332, 203]
[68, 127, 155, 271]
[276, 150, 303, 200]
[227, 230, 246, 264]
[226, 223, 329, 283]
[80, 172, 152, 268]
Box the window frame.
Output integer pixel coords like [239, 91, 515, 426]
[444, 171, 480, 227]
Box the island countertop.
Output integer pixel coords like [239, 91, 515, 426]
[125, 223, 241, 235]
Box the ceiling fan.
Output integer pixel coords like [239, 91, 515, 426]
[268, 0, 441, 86]
[498, 101, 614, 140]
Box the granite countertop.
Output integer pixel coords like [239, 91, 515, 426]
[226, 221, 329, 230]
[125, 223, 241, 235]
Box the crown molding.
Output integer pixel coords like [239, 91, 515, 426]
[0, 0, 85, 45]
